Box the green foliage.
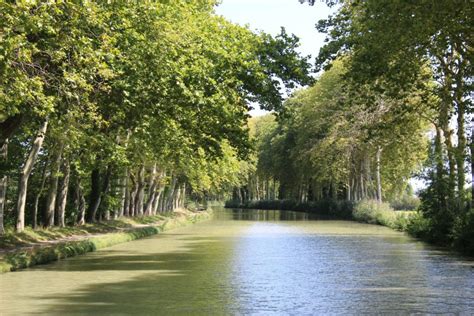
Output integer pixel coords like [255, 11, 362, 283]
[233, 58, 429, 205]
[353, 200, 397, 227]
[0, 0, 312, 231]
[315, 0, 473, 253]
[452, 209, 474, 254]
[390, 194, 420, 211]
[405, 212, 432, 240]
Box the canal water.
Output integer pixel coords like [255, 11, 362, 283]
[1, 208, 473, 315]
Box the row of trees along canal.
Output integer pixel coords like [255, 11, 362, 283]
[0, 1, 312, 233]
[231, 1, 473, 248]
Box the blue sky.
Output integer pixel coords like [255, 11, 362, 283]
[216, 1, 427, 192]
[215, 0, 337, 116]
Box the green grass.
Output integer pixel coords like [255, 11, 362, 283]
[0, 210, 211, 273]
[0, 221, 134, 250]
[352, 199, 416, 231]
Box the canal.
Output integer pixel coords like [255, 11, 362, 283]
[1, 208, 473, 315]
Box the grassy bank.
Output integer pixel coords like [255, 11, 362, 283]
[351, 199, 474, 255]
[351, 199, 414, 231]
[0, 209, 211, 273]
[226, 199, 473, 256]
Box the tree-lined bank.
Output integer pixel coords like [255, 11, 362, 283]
[0, 0, 472, 256]
[0, 1, 311, 234]
[229, 1, 473, 253]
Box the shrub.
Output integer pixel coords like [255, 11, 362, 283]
[452, 208, 474, 255]
[352, 199, 398, 227]
[405, 211, 432, 239]
[390, 195, 421, 211]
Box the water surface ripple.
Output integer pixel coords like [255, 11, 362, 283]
[1, 208, 473, 315]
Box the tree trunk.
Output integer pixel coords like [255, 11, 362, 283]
[443, 128, 457, 204]
[129, 185, 137, 217]
[87, 168, 101, 223]
[434, 126, 447, 211]
[153, 181, 165, 215]
[0, 139, 8, 235]
[167, 176, 177, 211]
[128, 171, 137, 217]
[158, 186, 166, 213]
[117, 171, 127, 218]
[45, 142, 64, 227]
[75, 178, 86, 226]
[173, 184, 181, 210]
[134, 165, 145, 216]
[123, 171, 130, 217]
[180, 183, 186, 209]
[456, 98, 466, 205]
[32, 159, 49, 229]
[100, 167, 112, 221]
[144, 164, 157, 215]
[56, 158, 70, 227]
[376, 146, 383, 203]
[346, 179, 351, 201]
[16, 120, 48, 232]
[471, 124, 474, 210]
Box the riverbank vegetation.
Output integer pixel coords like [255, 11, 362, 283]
[0, 1, 311, 235]
[0, 1, 472, 255]
[228, 1, 473, 254]
[0, 209, 210, 273]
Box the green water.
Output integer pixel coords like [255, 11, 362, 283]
[1, 208, 473, 315]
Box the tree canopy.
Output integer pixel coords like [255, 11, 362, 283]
[0, 0, 312, 233]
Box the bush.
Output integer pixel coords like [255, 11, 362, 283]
[390, 195, 420, 211]
[352, 199, 398, 228]
[405, 211, 432, 239]
[452, 208, 474, 255]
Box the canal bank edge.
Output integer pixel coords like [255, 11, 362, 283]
[225, 200, 474, 256]
[0, 210, 212, 273]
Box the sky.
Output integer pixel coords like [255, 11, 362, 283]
[215, 0, 337, 116]
[216, 1, 427, 192]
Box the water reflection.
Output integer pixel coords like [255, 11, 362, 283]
[0, 208, 473, 315]
[217, 208, 322, 221]
[231, 221, 474, 314]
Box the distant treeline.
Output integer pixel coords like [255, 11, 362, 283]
[231, 1, 473, 251]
